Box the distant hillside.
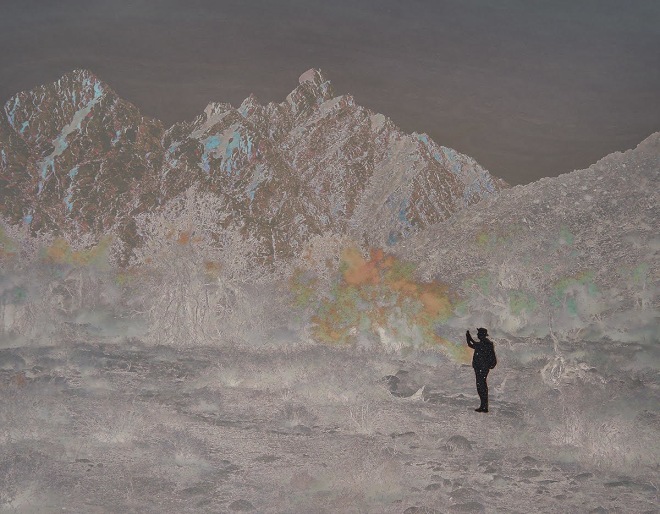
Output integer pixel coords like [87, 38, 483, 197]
[397, 133, 659, 344]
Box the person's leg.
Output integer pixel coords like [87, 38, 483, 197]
[475, 369, 489, 411]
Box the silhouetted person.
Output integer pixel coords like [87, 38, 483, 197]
[466, 327, 497, 412]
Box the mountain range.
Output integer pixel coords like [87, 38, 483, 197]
[1, 69, 506, 259]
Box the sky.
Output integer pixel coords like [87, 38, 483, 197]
[1, 0, 658, 185]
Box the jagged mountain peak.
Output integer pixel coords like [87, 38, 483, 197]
[285, 68, 334, 114]
[2, 68, 123, 150]
[298, 68, 328, 86]
[62, 68, 107, 87]
[5, 68, 112, 111]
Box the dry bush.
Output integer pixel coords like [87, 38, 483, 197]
[127, 187, 274, 347]
[0, 219, 121, 345]
[548, 404, 658, 473]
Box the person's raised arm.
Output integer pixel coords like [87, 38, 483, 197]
[466, 330, 475, 349]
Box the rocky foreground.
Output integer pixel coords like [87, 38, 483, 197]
[1, 333, 657, 513]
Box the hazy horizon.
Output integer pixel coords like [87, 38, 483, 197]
[1, 0, 659, 185]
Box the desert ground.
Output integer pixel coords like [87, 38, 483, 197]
[1, 328, 657, 513]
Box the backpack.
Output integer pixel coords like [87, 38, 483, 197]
[489, 347, 497, 369]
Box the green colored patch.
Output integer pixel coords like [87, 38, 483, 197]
[566, 297, 578, 316]
[453, 299, 468, 316]
[289, 269, 319, 309]
[464, 272, 492, 296]
[475, 232, 490, 247]
[384, 259, 416, 282]
[550, 271, 600, 315]
[617, 263, 651, 291]
[632, 263, 649, 286]
[475, 224, 524, 250]
[0, 226, 18, 260]
[43, 236, 113, 269]
[509, 290, 538, 316]
[2, 286, 27, 304]
[559, 226, 574, 246]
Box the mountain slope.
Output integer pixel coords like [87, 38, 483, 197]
[2, 69, 164, 235]
[399, 132, 659, 343]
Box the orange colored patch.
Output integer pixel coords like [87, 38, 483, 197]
[46, 238, 69, 262]
[203, 260, 222, 275]
[388, 278, 419, 297]
[13, 372, 27, 387]
[419, 290, 452, 319]
[342, 247, 380, 286]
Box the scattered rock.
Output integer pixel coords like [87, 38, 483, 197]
[384, 370, 424, 398]
[491, 475, 512, 487]
[0, 353, 26, 371]
[404, 507, 441, 514]
[449, 487, 479, 501]
[390, 431, 416, 439]
[254, 454, 279, 463]
[290, 424, 312, 435]
[604, 479, 633, 488]
[480, 450, 502, 462]
[445, 435, 473, 451]
[181, 482, 214, 496]
[424, 483, 443, 491]
[290, 471, 317, 490]
[229, 499, 254, 511]
[449, 502, 485, 513]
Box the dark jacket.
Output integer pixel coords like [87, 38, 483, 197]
[466, 334, 497, 370]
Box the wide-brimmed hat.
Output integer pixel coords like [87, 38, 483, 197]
[477, 327, 488, 336]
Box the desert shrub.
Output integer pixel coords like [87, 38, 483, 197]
[0, 220, 120, 344]
[128, 187, 273, 346]
[290, 245, 469, 361]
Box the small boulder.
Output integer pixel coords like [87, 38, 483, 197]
[445, 435, 473, 451]
[229, 499, 254, 511]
